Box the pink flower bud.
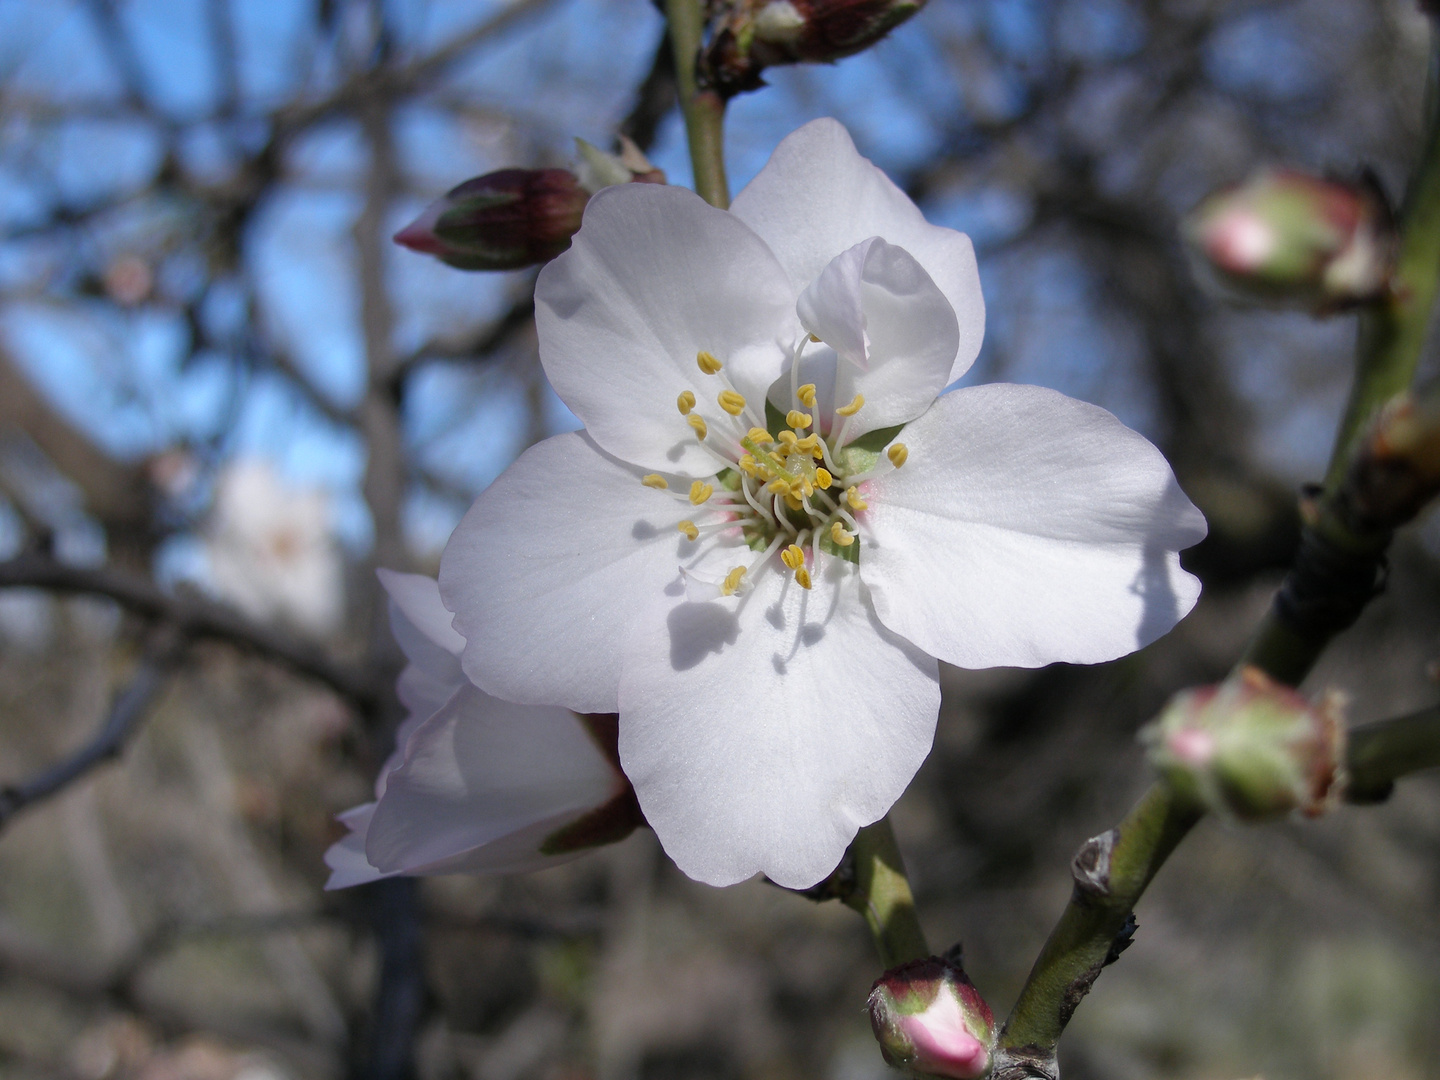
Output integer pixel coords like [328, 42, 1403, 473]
[1183, 169, 1394, 311]
[704, 0, 926, 98]
[868, 954, 995, 1080]
[1140, 667, 1347, 822]
[394, 168, 589, 271]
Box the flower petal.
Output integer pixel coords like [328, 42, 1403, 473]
[365, 683, 619, 873]
[379, 569, 466, 723]
[618, 557, 939, 889]
[795, 237, 959, 435]
[536, 183, 795, 476]
[731, 119, 984, 385]
[324, 803, 591, 889]
[439, 431, 732, 712]
[859, 384, 1207, 669]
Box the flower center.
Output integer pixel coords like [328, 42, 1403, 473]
[638, 340, 908, 596]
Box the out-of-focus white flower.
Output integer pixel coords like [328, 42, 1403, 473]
[439, 119, 1207, 889]
[325, 570, 642, 889]
[204, 460, 343, 636]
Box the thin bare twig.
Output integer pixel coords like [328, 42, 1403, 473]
[0, 551, 373, 705]
[0, 625, 186, 831]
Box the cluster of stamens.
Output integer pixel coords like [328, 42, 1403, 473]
[638, 341, 909, 596]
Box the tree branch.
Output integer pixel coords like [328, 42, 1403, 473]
[0, 625, 185, 832]
[0, 551, 373, 705]
[1346, 703, 1440, 803]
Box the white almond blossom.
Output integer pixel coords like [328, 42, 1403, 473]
[325, 569, 640, 888]
[438, 119, 1208, 889]
[205, 460, 344, 637]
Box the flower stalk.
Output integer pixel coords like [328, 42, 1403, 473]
[665, 0, 731, 208]
[843, 817, 931, 968]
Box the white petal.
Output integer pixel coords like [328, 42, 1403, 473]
[378, 569, 465, 656]
[323, 803, 588, 888]
[365, 683, 619, 873]
[380, 569, 465, 698]
[731, 119, 984, 384]
[618, 557, 939, 889]
[438, 431, 733, 712]
[859, 384, 1208, 669]
[324, 804, 392, 889]
[536, 183, 795, 476]
[795, 237, 959, 436]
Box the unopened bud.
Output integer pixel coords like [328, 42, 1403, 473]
[1141, 667, 1347, 822]
[868, 953, 994, 1080]
[704, 0, 925, 98]
[393, 168, 589, 271]
[1184, 169, 1394, 311]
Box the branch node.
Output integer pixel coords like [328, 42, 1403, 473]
[1070, 828, 1117, 898]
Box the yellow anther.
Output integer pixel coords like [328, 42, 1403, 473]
[689, 480, 714, 505]
[815, 468, 833, 489]
[845, 486, 868, 511]
[795, 566, 813, 589]
[783, 492, 804, 512]
[718, 390, 746, 416]
[641, 473, 668, 489]
[781, 544, 806, 570]
[738, 454, 758, 476]
[811, 444, 826, 460]
[747, 427, 774, 445]
[830, 521, 856, 547]
[808, 333, 821, 343]
[799, 477, 814, 498]
[697, 350, 723, 374]
[786, 409, 812, 430]
[677, 520, 699, 541]
[687, 414, 709, 440]
[797, 383, 817, 407]
[836, 393, 865, 417]
[777, 429, 799, 447]
[766, 478, 791, 495]
[887, 442, 909, 468]
[677, 390, 696, 415]
[721, 565, 747, 596]
[796, 433, 820, 452]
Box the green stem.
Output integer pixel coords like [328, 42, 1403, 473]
[1346, 703, 1440, 802]
[1237, 29, 1440, 687]
[996, 783, 1203, 1062]
[1324, 38, 1440, 492]
[842, 817, 931, 968]
[663, 0, 730, 208]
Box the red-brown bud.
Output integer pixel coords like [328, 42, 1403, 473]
[393, 169, 589, 271]
[704, 0, 925, 98]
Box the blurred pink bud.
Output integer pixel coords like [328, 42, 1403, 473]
[705, 0, 926, 97]
[868, 953, 994, 1080]
[1184, 169, 1394, 311]
[394, 168, 590, 271]
[1141, 666, 1347, 822]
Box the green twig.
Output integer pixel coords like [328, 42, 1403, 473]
[992, 784, 1203, 1077]
[1346, 703, 1440, 802]
[841, 818, 931, 968]
[1326, 87, 1440, 490]
[663, 0, 729, 208]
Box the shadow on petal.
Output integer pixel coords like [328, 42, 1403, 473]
[668, 602, 740, 670]
[1131, 542, 1181, 648]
